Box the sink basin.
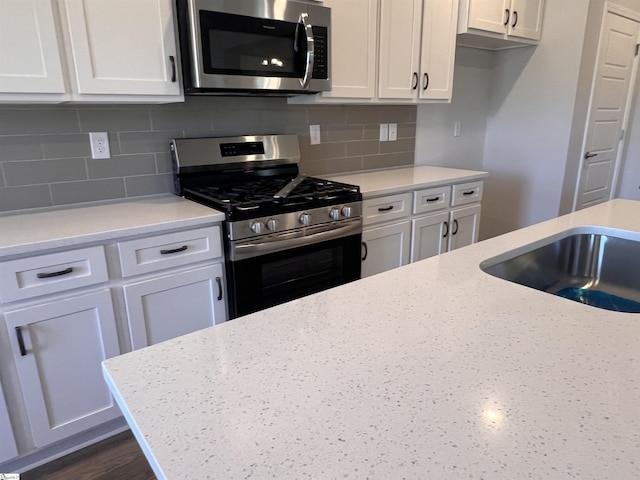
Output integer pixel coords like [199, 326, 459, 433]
[480, 230, 640, 313]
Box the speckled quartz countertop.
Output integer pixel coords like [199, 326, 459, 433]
[325, 165, 488, 198]
[0, 195, 224, 257]
[103, 199, 640, 480]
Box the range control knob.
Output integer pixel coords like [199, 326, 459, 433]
[265, 218, 278, 231]
[299, 213, 311, 226]
[341, 206, 353, 218]
[250, 221, 263, 234]
[329, 207, 341, 220]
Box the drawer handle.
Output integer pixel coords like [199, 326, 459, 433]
[426, 196, 440, 203]
[160, 245, 188, 255]
[442, 221, 449, 238]
[452, 219, 459, 235]
[377, 205, 394, 212]
[36, 267, 73, 279]
[462, 190, 475, 196]
[15, 327, 27, 356]
[215, 276, 223, 301]
[361, 241, 368, 261]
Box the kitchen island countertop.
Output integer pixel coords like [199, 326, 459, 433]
[103, 199, 640, 479]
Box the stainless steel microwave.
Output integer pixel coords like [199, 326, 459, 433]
[176, 0, 331, 95]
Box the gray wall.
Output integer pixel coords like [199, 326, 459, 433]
[0, 98, 416, 213]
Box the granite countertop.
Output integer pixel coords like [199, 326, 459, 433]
[0, 195, 224, 258]
[103, 199, 640, 479]
[324, 165, 488, 198]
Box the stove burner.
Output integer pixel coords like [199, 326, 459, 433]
[188, 175, 358, 213]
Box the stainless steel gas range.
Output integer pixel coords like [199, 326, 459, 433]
[171, 134, 363, 319]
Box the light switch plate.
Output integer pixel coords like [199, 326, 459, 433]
[379, 123, 389, 142]
[310, 125, 321, 145]
[388, 123, 397, 141]
[454, 121, 461, 137]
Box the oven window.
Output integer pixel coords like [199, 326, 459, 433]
[226, 233, 361, 319]
[261, 247, 343, 301]
[200, 11, 305, 77]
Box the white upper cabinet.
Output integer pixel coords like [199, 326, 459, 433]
[321, 0, 378, 99]
[379, 0, 458, 102]
[458, 0, 545, 49]
[63, 0, 181, 97]
[0, 0, 66, 98]
[289, 0, 458, 104]
[0, 0, 183, 103]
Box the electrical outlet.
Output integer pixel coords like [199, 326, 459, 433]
[388, 123, 397, 141]
[379, 123, 389, 142]
[310, 125, 321, 145]
[89, 132, 111, 159]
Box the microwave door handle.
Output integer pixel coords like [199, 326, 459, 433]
[296, 13, 315, 89]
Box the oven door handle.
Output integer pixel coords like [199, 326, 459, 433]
[295, 13, 315, 89]
[230, 220, 361, 261]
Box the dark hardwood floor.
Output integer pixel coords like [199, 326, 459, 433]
[23, 431, 156, 480]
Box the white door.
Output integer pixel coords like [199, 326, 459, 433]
[0, 0, 66, 94]
[378, 0, 423, 100]
[0, 381, 18, 463]
[575, 7, 640, 210]
[361, 221, 411, 278]
[509, 0, 544, 41]
[467, 0, 510, 35]
[448, 204, 481, 251]
[322, 0, 378, 99]
[62, 0, 180, 95]
[418, 0, 459, 101]
[124, 265, 226, 350]
[5, 291, 121, 447]
[410, 212, 449, 262]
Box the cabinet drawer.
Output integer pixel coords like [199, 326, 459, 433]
[363, 192, 412, 226]
[413, 186, 451, 214]
[0, 246, 108, 303]
[451, 181, 483, 206]
[118, 226, 222, 277]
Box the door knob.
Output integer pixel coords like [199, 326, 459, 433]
[584, 152, 598, 159]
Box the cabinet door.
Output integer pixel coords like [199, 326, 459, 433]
[418, 0, 459, 101]
[62, 0, 180, 95]
[361, 221, 411, 278]
[467, 0, 510, 34]
[508, 0, 544, 41]
[0, 381, 18, 463]
[0, 0, 66, 94]
[321, 0, 378, 99]
[378, 0, 423, 100]
[124, 265, 226, 350]
[5, 290, 121, 447]
[448, 204, 481, 252]
[410, 211, 449, 262]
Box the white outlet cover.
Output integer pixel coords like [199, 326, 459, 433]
[89, 132, 111, 159]
[310, 124, 321, 145]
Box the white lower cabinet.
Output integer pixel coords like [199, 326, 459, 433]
[124, 264, 225, 350]
[362, 179, 484, 275]
[361, 221, 411, 278]
[0, 381, 18, 463]
[448, 204, 481, 252]
[410, 211, 449, 262]
[4, 290, 121, 448]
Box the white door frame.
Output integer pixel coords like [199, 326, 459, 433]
[572, 2, 640, 211]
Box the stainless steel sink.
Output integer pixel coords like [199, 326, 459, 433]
[480, 231, 640, 313]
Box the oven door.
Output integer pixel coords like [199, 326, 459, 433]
[225, 221, 361, 319]
[181, 0, 330, 93]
